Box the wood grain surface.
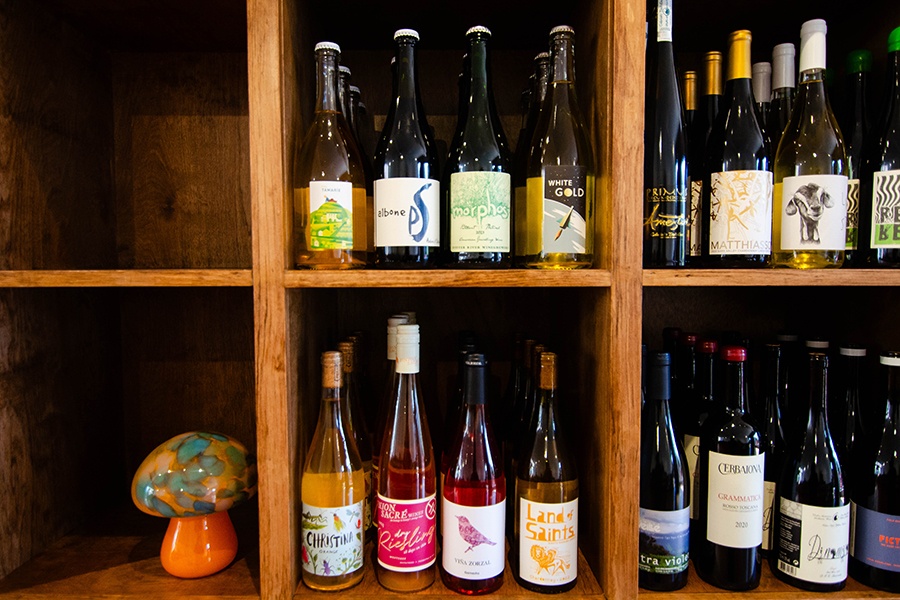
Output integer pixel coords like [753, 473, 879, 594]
[644, 269, 900, 286]
[284, 269, 611, 288]
[0, 270, 251, 287]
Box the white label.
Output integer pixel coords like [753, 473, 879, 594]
[519, 498, 578, 586]
[656, 0, 673, 42]
[374, 178, 440, 247]
[442, 498, 506, 580]
[762, 480, 776, 551]
[684, 434, 701, 520]
[846, 178, 860, 250]
[776, 498, 849, 584]
[301, 500, 364, 576]
[708, 170, 773, 255]
[689, 180, 702, 256]
[450, 171, 511, 252]
[780, 174, 848, 251]
[871, 170, 900, 249]
[706, 451, 765, 548]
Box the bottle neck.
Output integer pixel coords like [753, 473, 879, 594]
[339, 73, 353, 119]
[394, 40, 420, 104]
[464, 364, 487, 406]
[887, 51, 900, 119]
[806, 356, 829, 428]
[723, 360, 748, 413]
[886, 363, 900, 425]
[466, 36, 492, 120]
[320, 381, 344, 429]
[524, 59, 550, 133]
[697, 352, 715, 401]
[316, 50, 340, 113]
[550, 35, 575, 85]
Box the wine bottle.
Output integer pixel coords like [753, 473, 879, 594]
[776, 333, 803, 447]
[301, 351, 365, 591]
[687, 52, 724, 263]
[682, 70, 697, 130]
[752, 61, 774, 156]
[338, 66, 356, 137]
[767, 44, 796, 154]
[376, 324, 437, 591]
[849, 351, 900, 592]
[372, 315, 411, 497]
[505, 338, 535, 536]
[685, 338, 716, 557]
[292, 42, 369, 269]
[833, 345, 867, 491]
[517, 343, 548, 452]
[695, 346, 763, 590]
[771, 19, 848, 269]
[772, 352, 849, 591]
[639, 352, 690, 591]
[515, 352, 578, 592]
[515, 54, 551, 266]
[522, 26, 596, 269]
[673, 332, 698, 436]
[862, 27, 900, 267]
[441, 353, 506, 593]
[373, 29, 440, 268]
[643, 0, 688, 268]
[701, 30, 772, 267]
[842, 50, 873, 265]
[444, 26, 513, 268]
[440, 332, 479, 505]
[760, 343, 787, 557]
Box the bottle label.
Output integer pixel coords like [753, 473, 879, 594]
[846, 178, 860, 250]
[644, 187, 687, 240]
[779, 174, 849, 251]
[639, 507, 689, 575]
[689, 180, 702, 256]
[708, 170, 773, 255]
[656, 0, 673, 42]
[519, 497, 578, 586]
[762, 480, 776, 551]
[683, 434, 700, 520]
[534, 166, 590, 255]
[870, 170, 900, 248]
[301, 500, 364, 577]
[376, 494, 437, 571]
[308, 181, 354, 250]
[449, 171, 511, 252]
[706, 451, 764, 548]
[441, 497, 506, 580]
[374, 177, 440, 247]
[850, 502, 900, 573]
[776, 498, 849, 583]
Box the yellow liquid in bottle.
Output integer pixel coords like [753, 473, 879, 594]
[521, 174, 594, 269]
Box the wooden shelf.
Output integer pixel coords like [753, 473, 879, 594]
[643, 269, 900, 287]
[283, 269, 612, 288]
[293, 547, 603, 598]
[639, 560, 889, 599]
[0, 270, 252, 288]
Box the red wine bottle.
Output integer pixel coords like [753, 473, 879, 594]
[696, 346, 763, 590]
[639, 352, 690, 590]
[842, 51, 873, 265]
[673, 332, 698, 437]
[684, 338, 716, 557]
[850, 352, 900, 592]
[760, 342, 786, 557]
[772, 352, 849, 591]
[441, 353, 505, 593]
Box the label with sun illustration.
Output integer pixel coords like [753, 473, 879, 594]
[519, 498, 578, 585]
[300, 500, 364, 577]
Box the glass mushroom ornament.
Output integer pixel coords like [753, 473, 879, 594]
[132, 431, 258, 578]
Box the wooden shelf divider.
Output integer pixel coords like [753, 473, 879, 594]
[644, 269, 900, 287]
[0, 270, 253, 288]
[283, 269, 612, 288]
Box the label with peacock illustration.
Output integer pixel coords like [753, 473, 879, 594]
[300, 501, 364, 577]
[519, 498, 578, 586]
[441, 498, 505, 580]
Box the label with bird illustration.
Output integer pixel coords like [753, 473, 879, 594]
[300, 501, 364, 577]
[441, 498, 506, 580]
[526, 166, 588, 255]
[519, 498, 578, 586]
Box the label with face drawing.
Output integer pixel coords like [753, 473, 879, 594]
[780, 174, 848, 251]
[871, 170, 900, 249]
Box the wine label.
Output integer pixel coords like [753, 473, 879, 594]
[846, 178, 860, 250]
[308, 181, 353, 250]
[706, 451, 765, 548]
[644, 186, 687, 241]
[850, 502, 900, 573]
[656, 0, 673, 42]
[527, 166, 589, 255]
[374, 177, 440, 247]
[376, 494, 437, 571]
[762, 480, 776, 551]
[519, 497, 578, 586]
[639, 507, 689, 575]
[708, 170, 773, 255]
[779, 174, 848, 251]
[683, 434, 700, 520]
[514, 185, 527, 256]
[776, 498, 849, 584]
[300, 500, 364, 577]
[870, 170, 900, 248]
[441, 497, 506, 580]
[689, 180, 702, 256]
[449, 171, 511, 252]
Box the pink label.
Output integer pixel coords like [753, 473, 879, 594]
[376, 494, 437, 571]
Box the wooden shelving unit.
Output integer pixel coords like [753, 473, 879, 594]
[0, 0, 897, 599]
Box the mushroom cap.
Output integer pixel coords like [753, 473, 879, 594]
[132, 431, 257, 518]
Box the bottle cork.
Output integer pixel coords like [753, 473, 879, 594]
[540, 352, 557, 390]
[322, 351, 342, 389]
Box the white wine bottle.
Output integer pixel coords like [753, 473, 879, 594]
[771, 20, 848, 268]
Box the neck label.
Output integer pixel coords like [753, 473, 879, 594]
[656, 0, 673, 42]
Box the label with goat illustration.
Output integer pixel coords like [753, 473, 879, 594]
[779, 174, 848, 251]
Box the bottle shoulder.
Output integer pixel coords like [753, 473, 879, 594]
[295, 115, 366, 183]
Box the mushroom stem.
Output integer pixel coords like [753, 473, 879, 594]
[160, 510, 238, 578]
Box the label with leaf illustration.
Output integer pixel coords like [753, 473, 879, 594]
[518, 498, 578, 586]
[300, 500, 364, 577]
[449, 171, 511, 252]
[376, 494, 437, 571]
